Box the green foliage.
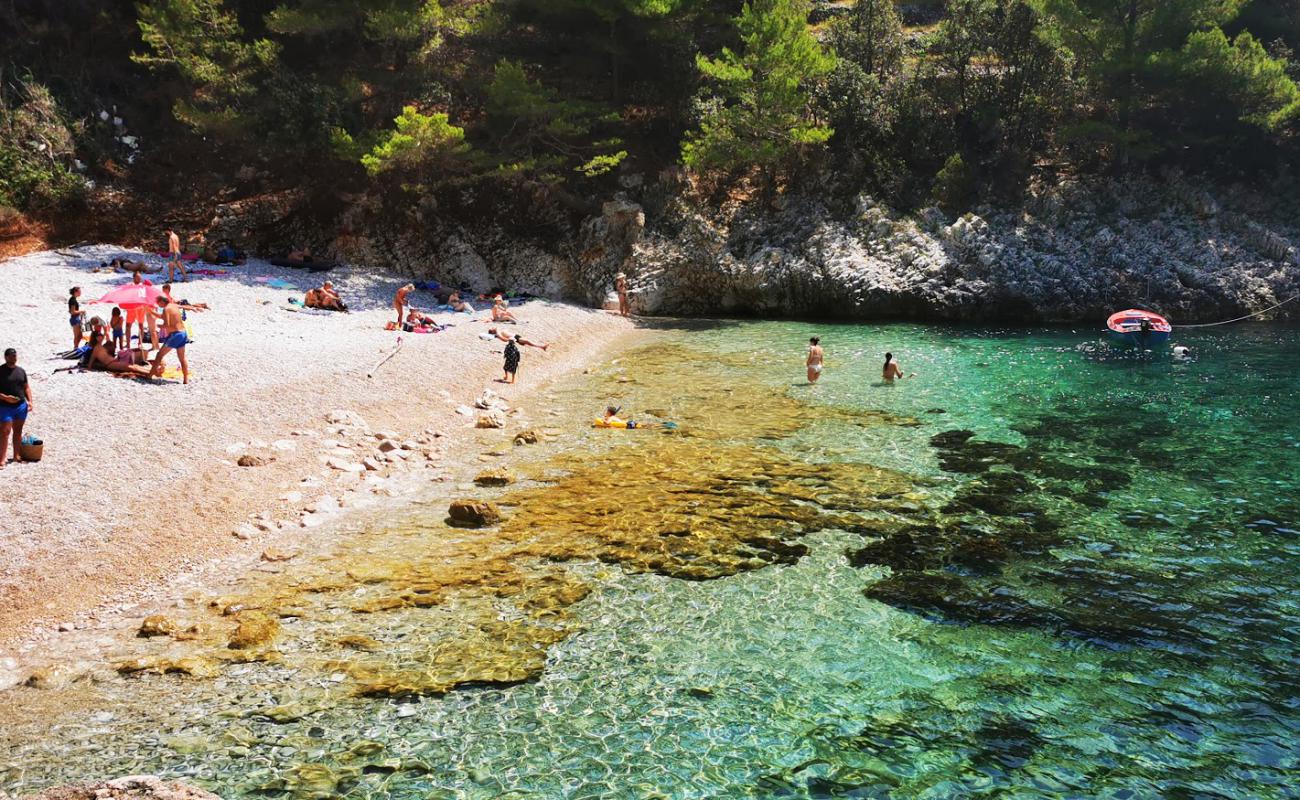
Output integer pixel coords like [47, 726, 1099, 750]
[1174, 29, 1300, 130]
[133, 0, 278, 137]
[932, 153, 978, 212]
[361, 106, 470, 181]
[682, 0, 836, 175]
[0, 80, 83, 210]
[484, 60, 625, 180]
[267, 0, 444, 44]
[1029, 0, 1263, 161]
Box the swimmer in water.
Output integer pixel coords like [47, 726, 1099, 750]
[602, 406, 659, 429]
[1172, 344, 1192, 360]
[806, 337, 823, 384]
[882, 352, 915, 382]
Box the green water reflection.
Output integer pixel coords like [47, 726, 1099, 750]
[1, 321, 1297, 799]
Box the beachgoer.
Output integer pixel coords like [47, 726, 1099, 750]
[393, 283, 414, 328]
[502, 337, 520, 384]
[88, 315, 108, 346]
[162, 283, 210, 312]
[483, 327, 548, 350]
[491, 295, 518, 324]
[287, 245, 312, 263]
[0, 348, 32, 468]
[89, 334, 151, 377]
[405, 310, 441, 331]
[166, 229, 187, 283]
[68, 287, 84, 350]
[150, 295, 191, 384]
[806, 336, 824, 384]
[305, 282, 346, 311]
[602, 405, 659, 429]
[126, 270, 155, 349]
[1172, 344, 1192, 360]
[882, 352, 914, 382]
[616, 272, 630, 317]
[109, 307, 125, 350]
[448, 292, 473, 313]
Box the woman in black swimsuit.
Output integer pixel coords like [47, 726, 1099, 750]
[68, 287, 84, 350]
[502, 336, 521, 384]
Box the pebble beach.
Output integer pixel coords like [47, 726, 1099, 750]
[0, 246, 635, 655]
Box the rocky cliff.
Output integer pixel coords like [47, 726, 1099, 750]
[629, 175, 1300, 323]
[194, 174, 1299, 323]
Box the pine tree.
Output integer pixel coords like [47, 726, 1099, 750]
[681, 0, 836, 178]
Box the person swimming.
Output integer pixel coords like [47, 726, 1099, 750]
[600, 406, 659, 429]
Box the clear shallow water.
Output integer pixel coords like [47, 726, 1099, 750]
[2, 321, 1298, 798]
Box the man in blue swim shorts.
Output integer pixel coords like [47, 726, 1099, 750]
[150, 295, 191, 384]
[0, 347, 33, 468]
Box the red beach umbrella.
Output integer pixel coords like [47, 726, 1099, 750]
[93, 282, 165, 309]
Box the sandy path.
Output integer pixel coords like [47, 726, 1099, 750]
[0, 246, 633, 650]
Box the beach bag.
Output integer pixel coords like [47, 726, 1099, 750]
[19, 434, 43, 462]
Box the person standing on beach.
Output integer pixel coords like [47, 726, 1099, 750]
[68, 287, 84, 350]
[806, 336, 824, 384]
[502, 336, 521, 384]
[166, 229, 187, 283]
[126, 270, 156, 349]
[150, 295, 191, 384]
[0, 348, 32, 468]
[393, 283, 414, 328]
[616, 272, 630, 317]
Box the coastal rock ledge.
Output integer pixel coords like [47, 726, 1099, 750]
[7, 775, 223, 800]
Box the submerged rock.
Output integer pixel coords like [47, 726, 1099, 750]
[227, 611, 280, 650]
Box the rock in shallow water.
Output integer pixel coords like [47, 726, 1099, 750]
[447, 500, 502, 527]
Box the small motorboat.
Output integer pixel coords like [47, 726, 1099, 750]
[1107, 309, 1171, 347]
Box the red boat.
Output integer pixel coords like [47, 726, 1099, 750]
[1107, 309, 1172, 346]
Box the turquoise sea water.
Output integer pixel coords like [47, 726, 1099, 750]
[2, 321, 1297, 798]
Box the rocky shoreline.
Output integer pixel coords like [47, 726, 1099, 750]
[200, 174, 1298, 325]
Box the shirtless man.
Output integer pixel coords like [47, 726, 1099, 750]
[150, 295, 191, 383]
[166, 229, 187, 283]
[484, 327, 548, 350]
[393, 284, 415, 328]
[806, 336, 824, 384]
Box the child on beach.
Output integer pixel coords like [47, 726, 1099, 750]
[109, 307, 125, 350]
[68, 287, 84, 350]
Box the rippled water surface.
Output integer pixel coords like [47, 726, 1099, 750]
[2, 321, 1298, 799]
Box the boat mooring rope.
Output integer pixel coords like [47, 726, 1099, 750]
[1175, 294, 1300, 328]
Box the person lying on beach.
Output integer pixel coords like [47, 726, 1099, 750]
[447, 292, 473, 313]
[87, 333, 152, 377]
[286, 246, 313, 263]
[491, 296, 518, 323]
[482, 327, 547, 350]
[394, 283, 415, 328]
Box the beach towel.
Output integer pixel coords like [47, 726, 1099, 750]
[109, 366, 184, 381]
[266, 279, 298, 290]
